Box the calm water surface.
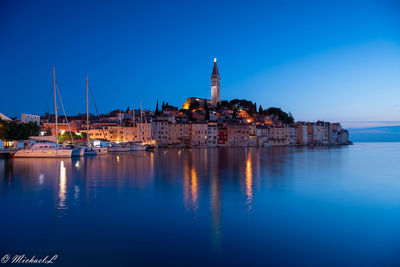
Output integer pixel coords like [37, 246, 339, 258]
[1, 143, 400, 266]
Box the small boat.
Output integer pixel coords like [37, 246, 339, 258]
[94, 147, 108, 155]
[71, 147, 85, 157]
[66, 144, 85, 157]
[130, 143, 146, 151]
[84, 146, 108, 155]
[145, 145, 155, 151]
[14, 142, 72, 158]
[84, 146, 98, 156]
[108, 143, 130, 152]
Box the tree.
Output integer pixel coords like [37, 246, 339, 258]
[265, 107, 294, 124]
[189, 101, 200, 111]
[44, 128, 52, 136]
[232, 108, 237, 119]
[155, 100, 160, 115]
[259, 105, 263, 114]
[204, 99, 210, 121]
[58, 131, 88, 144]
[288, 112, 294, 123]
[162, 101, 165, 112]
[126, 106, 130, 112]
[0, 119, 40, 141]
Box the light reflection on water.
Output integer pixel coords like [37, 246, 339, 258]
[1, 144, 400, 266]
[245, 151, 253, 211]
[58, 160, 67, 211]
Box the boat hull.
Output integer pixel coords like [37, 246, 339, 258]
[84, 147, 108, 155]
[14, 149, 72, 158]
[130, 145, 146, 151]
[96, 147, 108, 154]
[72, 148, 85, 157]
[108, 147, 130, 152]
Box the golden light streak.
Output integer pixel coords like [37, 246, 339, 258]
[191, 167, 198, 211]
[245, 152, 253, 210]
[58, 160, 67, 210]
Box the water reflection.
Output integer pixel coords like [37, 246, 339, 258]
[58, 160, 67, 210]
[210, 152, 221, 251]
[190, 167, 198, 211]
[39, 174, 44, 185]
[183, 152, 199, 212]
[245, 151, 253, 210]
[0, 146, 353, 260]
[2, 145, 399, 266]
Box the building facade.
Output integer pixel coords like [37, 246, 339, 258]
[227, 123, 249, 147]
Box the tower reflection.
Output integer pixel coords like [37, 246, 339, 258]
[210, 149, 222, 252]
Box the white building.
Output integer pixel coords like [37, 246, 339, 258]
[0, 113, 11, 121]
[151, 120, 170, 147]
[21, 113, 40, 125]
[135, 123, 152, 143]
[269, 126, 286, 145]
[191, 123, 208, 147]
[285, 126, 297, 145]
[296, 123, 309, 145]
[308, 122, 330, 145]
[254, 125, 269, 147]
[207, 123, 218, 147]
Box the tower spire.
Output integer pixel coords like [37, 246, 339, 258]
[211, 58, 219, 77]
[211, 58, 221, 106]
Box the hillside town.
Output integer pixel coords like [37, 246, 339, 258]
[0, 59, 351, 150]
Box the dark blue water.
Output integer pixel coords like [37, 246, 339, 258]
[1, 143, 400, 266]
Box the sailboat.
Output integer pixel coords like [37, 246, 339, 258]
[130, 101, 146, 151]
[84, 76, 107, 156]
[14, 68, 72, 158]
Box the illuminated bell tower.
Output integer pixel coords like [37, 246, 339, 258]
[211, 58, 221, 106]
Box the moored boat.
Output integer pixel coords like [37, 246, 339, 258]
[71, 147, 85, 157]
[14, 68, 72, 158]
[109, 143, 130, 152]
[130, 143, 146, 151]
[14, 143, 72, 158]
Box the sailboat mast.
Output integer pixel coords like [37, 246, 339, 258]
[140, 101, 143, 124]
[140, 101, 143, 142]
[86, 76, 89, 144]
[53, 67, 58, 146]
[132, 105, 135, 126]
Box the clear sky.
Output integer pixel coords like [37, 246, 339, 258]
[1, 0, 399, 127]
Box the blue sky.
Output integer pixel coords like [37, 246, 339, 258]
[1, 0, 399, 128]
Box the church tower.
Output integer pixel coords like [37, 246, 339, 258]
[211, 58, 221, 106]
